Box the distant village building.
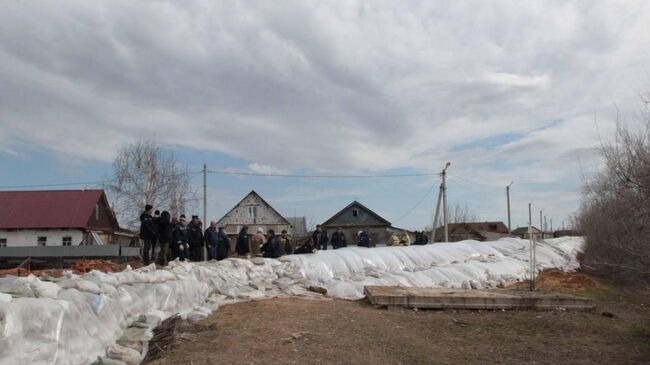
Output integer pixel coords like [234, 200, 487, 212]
[433, 221, 512, 242]
[553, 229, 579, 238]
[511, 226, 542, 240]
[286, 217, 308, 238]
[216, 191, 292, 239]
[321, 200, 412, 245]
[0, 190, 136, 247]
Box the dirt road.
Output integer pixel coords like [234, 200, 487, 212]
[150, 282, 649, 365]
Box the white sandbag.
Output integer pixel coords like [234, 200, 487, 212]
[59, 279, 103, 294]
[0, 237, 584, 365]
[30, 280, 61, 298]
[106, 344, 142, 365]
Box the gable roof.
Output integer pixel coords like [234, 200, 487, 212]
[511, 226, 541, 235]
[322, 200, 391, 227]
[0, 189, 117, 230]
[217, 190, 290, 225]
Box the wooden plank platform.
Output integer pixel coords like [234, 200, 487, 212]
[364, 286, 595, 311]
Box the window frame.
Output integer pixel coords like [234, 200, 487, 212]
[37, 236, 47, 246]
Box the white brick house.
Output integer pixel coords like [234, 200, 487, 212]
[216, 190, 291, 236]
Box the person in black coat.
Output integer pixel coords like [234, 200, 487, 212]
[157, 211, 173, 266]
[204, 221, 219, 261]
[295, 238, 316, 254]
[139, 204, 158, 265]
[172, 216, 189, 260]
[235, 226, 251, 256]
[187, 215, 204, 261]
[261, 229, 281, 258]
[357, 231, 373, 248]
[331, 228, 347, 249]
[312, 225, 329, 250]
[216, 227, 231, 261]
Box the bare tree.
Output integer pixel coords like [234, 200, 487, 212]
[449, 203, 480, 224]
[578, 94, 650, 285]
[106, 138, 197, 229]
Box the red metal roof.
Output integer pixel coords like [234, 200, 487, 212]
[0, 189, 106, 229]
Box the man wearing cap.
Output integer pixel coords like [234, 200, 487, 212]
[139, 204, 158, 265]
[172, 215, 189, 260]
[187, 215, 204, 261]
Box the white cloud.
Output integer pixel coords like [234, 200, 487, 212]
[247, 163, 289, 175]
[1, 0, 649, 224]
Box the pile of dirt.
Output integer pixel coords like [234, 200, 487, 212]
[0, 259, 140, 278]
[72, 259, 119, 273]
[506, 269, 602, 290]
[0, 267, 67, 278]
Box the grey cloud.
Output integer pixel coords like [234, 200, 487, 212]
[0, 1, 649, 179]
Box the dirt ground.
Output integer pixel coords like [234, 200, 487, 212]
[150, 274, 650, 365]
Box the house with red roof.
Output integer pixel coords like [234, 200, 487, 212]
[0, 189, 135, 247]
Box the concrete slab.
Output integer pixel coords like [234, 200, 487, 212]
[364, 286, 595, 311]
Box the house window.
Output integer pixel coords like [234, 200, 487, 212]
[62, 236, 72, 246]
[37, 236, 47, 246]
[353, 209, 359, 217]
[0, 238, 6, 247]
[248, 206, 258, 218]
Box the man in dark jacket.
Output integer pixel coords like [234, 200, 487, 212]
[295, 238, 316, 254]
[279, 230, 293, 255]
[261, 229, 281, 258]
[216, 227, 230, 261]
[235, 226, 251, 257]
[157, 211, 173, 266]
[172, 216, 189, 260]
[312, 225, 328, 250]
[204, 221, 219, 261]
[139, 204, 157, 265]
[357, 231, 373, 248]
[331, 227, 347, 249]
[187, 215, 204, 261]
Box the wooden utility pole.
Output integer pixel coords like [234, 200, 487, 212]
[506, 181, 514, 233]
[203, 164, 207, 261]
[528, 201, 535, 291]
[431, 186, 443, 243]
[441, 162, 451, 242]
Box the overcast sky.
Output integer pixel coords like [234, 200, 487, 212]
[1, 1, 649, 230]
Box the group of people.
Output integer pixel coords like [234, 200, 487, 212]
[139, 204, 295, 266]
[139, 205, 431, 266]
[303, 225, 375, 252]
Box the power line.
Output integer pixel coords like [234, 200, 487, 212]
[206, 169, 439, 179]
[393, 183, 437, 223]
[0, 171, 203, 190]
[0, 180, 109, 190]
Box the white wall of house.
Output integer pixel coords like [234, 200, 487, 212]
[0, 229, 85, 247]
[218, 193, 290, 235]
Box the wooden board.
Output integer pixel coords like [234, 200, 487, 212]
[364, 286, 595, 311]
